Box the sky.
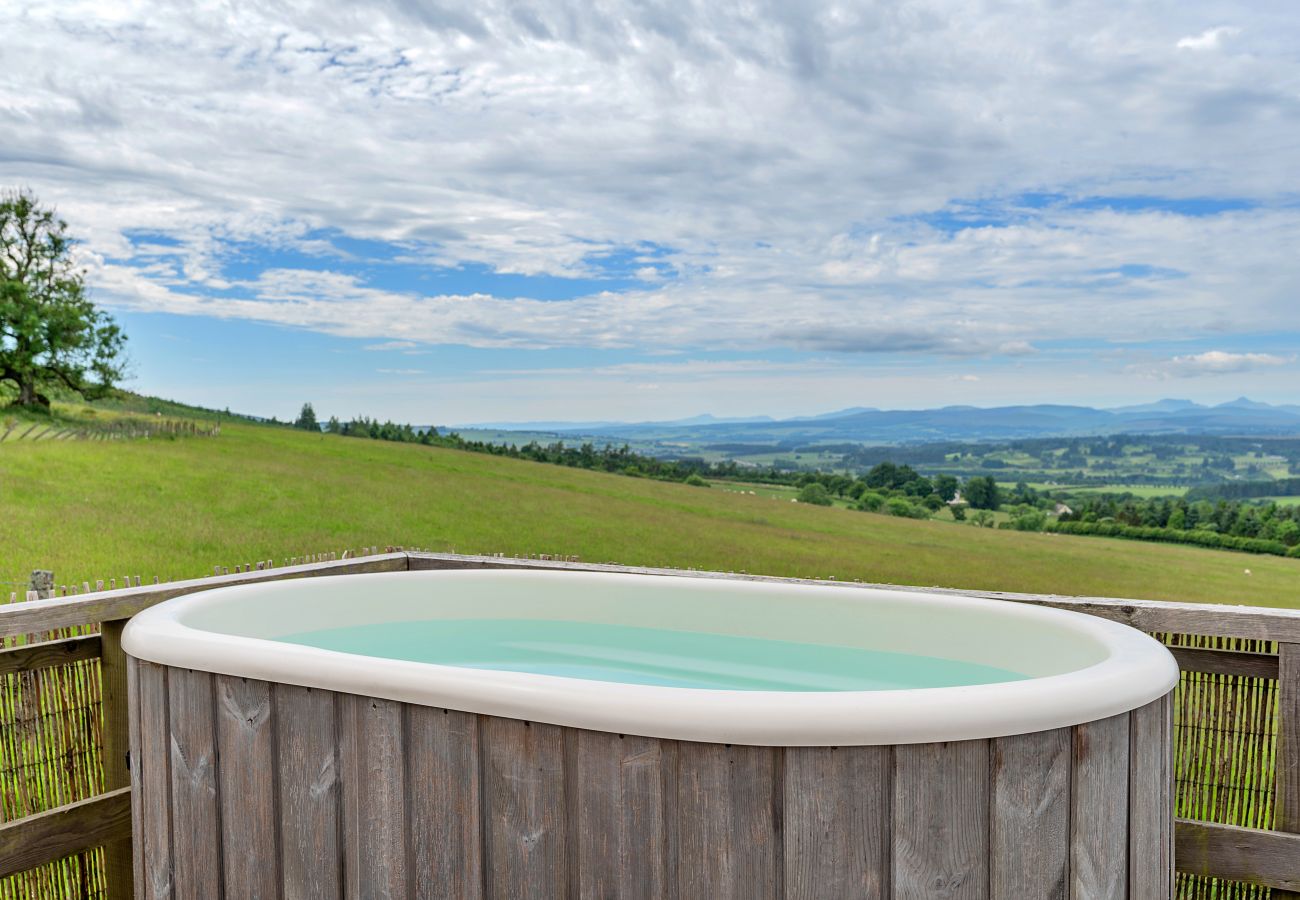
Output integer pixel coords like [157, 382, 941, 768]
[2, 1, 1298, 424]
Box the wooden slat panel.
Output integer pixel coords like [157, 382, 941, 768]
[276, 685, 342, 900]
[1174, 819, 1300, 891]
[0, 633, 101, 677]
[1275, 642, 1300, 900]
[0, 554, 409, 638]
[100, 619, 134, 900]
[1128, 695, 1173, 900]
[481, 717, 569, 900]
[137, 660, 174, 900]
[0, 787, 132, 879]
[406, 706, 483, 900]
[677, 741, 779, 900]
[1070, 713, 1130, 900]
[339, 693, 407, 900]
[1169, 645, 1280, 679]
[893, 740, 990, 900]
[574, 730, 673, 900]
[167, 668, 222, 900]
[214, 676, 279, 899]
[990, 728, 1070, 899]
[783, 745, 889, 900]
[128, 655, 145, 893]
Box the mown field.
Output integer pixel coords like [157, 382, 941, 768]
[2, 421, 1299, 607]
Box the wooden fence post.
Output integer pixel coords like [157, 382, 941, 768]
[100, 619, 134, 900]
[1276, 642, 1299, 900]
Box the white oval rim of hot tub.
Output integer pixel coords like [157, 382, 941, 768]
[122, 569, 1179, 746]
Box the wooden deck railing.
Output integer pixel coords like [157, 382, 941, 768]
[1, 551, 1297, 898]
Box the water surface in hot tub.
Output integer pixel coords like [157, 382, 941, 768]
[276, 618, 1028, 691]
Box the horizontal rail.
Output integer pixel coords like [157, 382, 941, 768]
[0, 634, 102, 678]
[1168, 646, 1280, 680]
[1175, 819, 1300, 891]
[0, 554, 409, 639]
[0, 788, 132, 879]
[406, 552, 1300, 642]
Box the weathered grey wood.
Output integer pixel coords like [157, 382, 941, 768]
[128, 655, 145, 893]
[574, 729, 673, 900]
[1129, 695, 1173, 900]
[1070, 713, 1130, 900]
[1174, 819, 1300, 891]
[0, 787, 131, 879]
[893, 740, 990, 900]
[167, 668, 222, 900]
[406, 706, 483, 900]
[481, 717, 570, 900]
[407, 551, 1300, 642]
[100, 619, 134, 900]
[0, 553, 410, 638]
[677, 741, 779, 900]
[0, 633, 101, 677]
[276, 684, 342, 900]
[136, 661, 174, 899]
[783, 745, 889, 900]
[1168, 645, 1280, 679]
[339, 693, 407, 900]
[1275, 642, 1300, 900]
[214, 675, 279, 899]
[990, 727, 1070, 900]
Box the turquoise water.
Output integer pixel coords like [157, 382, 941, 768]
[275, 619, 1028, 691]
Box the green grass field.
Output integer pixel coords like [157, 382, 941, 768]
[2, 421, 1298, 607]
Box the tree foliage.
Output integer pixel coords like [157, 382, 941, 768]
[0, 190, 126, 408]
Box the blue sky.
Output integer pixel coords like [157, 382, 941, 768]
[3, 2, 1298, 423]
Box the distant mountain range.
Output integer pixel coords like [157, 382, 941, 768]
[449, 398, 1300, 445]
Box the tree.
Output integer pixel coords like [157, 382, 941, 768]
[0, 190, 126, 408]
[295, 402, 319, 431]
[963, 476, 1002, 510]
[797, 483, 833, 506]
[933, 474, 959, 502]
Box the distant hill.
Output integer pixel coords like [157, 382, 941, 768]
[455, 398, 1300, 445]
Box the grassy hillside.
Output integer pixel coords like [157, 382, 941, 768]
[1, 421, 1298, 607]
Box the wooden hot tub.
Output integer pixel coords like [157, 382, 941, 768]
[124, 570, 1179, 898]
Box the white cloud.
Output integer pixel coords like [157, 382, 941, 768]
[1142, 350, 1293, 378]
[1, 0, 1297, 366]
[363, 340, 420, 352]
[1176, 26, 1241, 50]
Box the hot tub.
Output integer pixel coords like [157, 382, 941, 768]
[123, 569, 1179, 899]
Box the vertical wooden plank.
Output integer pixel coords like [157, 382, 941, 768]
[784, 745, 889, 900]
[893, 740, 990, 900]
[1128, 695, 1173, 900]
[126, 655, 146, 894]
[1071, 713, 1130, 900]
[277, 684, 342, 900]
[338, 693, 407, 900]
[990, 728, 1070, 900]
[214, 675, 280, 899]
[167, 668, 223, 900]
[677, 741, 779, 900]
[1275, 643, 1300, 900]
[481, 717, 569, 900]
[135, 661, 173, 899]
[100, 620, 135, 900]
[406, 706, 483, 900]
[574, 730, 672, 900]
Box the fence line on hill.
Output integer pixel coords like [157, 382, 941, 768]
[0, 418, 220, 445]
[1, 550, 1297, 899]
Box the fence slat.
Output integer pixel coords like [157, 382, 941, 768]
[0, 787, 132, 879]
[1174, 819, 1300, 891]
[101, 619, 135, 900]
[1274, 642, 1300, 900]
[0, 634, 102, 677]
